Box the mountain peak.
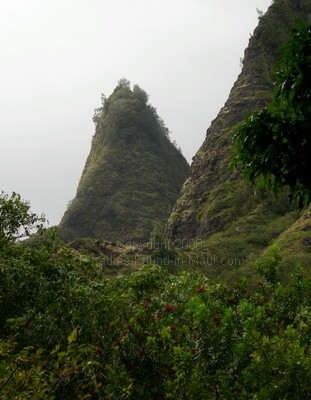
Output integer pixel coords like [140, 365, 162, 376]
[59, 81, 189, 242]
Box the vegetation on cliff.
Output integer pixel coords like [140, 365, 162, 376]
[59, 79, 189, 243]
[166, 0, 311, 277]
[232, 19, 311, 209]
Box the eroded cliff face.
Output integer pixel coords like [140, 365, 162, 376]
[166, 0, 311, 244]
[59, 82, 189, 243]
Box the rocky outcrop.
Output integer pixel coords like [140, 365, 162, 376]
[166, 0, 311, 244]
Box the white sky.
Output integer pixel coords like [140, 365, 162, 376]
[0, 0, 272, 226]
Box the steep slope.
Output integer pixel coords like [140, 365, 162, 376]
[59, 81, 189, 242]
[166, 0, 311, 269]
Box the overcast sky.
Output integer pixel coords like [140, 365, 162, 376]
[1, 0, 272, 227]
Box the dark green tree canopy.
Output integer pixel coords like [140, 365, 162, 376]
[232, 20, 311, 208]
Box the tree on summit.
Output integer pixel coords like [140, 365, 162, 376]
[117, 78, 131, 89]
[232, 20, 311, 209]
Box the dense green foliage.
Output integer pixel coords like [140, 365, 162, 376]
[232, 20, 311, 209]
[59, 80, 189, 243]
[1, 195, 311, 399]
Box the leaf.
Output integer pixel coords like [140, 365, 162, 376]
[50, 344, 60, 355]
[0, 363, 8, 376]
[67, 328, 78, 345]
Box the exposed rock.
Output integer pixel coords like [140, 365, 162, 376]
[166, 0, 311, 244]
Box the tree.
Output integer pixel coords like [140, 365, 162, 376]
[92, 93, 106, 125]
[0, 191, 46, 249]
[232, 20, 311, 208]
[133, 84, 149, 104]
[117, 78, 131, 89]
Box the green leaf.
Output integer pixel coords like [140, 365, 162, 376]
[67, 328, 78, 345]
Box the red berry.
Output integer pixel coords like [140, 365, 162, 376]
[198, 285, 205, 293]
[165, 304, 175, 312]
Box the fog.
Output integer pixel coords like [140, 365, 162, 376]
[0, 0, 272, 225]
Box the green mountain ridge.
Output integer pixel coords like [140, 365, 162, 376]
[166, 0, 311, 278]
[59, 0, 311, 280]
[59, 81, 189, 243]
[2, 2, 311, 397]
